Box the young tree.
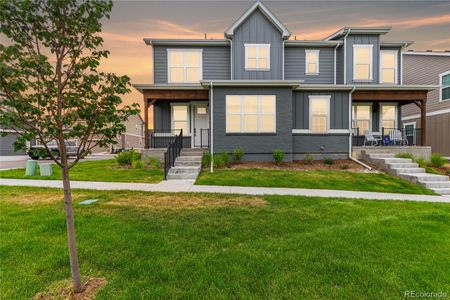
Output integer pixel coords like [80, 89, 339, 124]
[0, 0, 139, 293]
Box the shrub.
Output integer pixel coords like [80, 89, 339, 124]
[340, 164, 349, 170]
[415, 157, 429, 168]
[446, 169, 450, 176]
[430, 153, 448, 168]
[324, 157, 334, 165]
[232, 147, 244, 163]
[220, 152, 230, 167]
[213, 154, 226, 169]
[425, 167, 438, 174]
[201, 152, 211, 168]
[272, 149, 285, 165]
[131, 159, 145, 169]
[395, 153, 415, 160]
[146, 157, 160, 169]
[116, 150, 141, 166]
[304, 153, 314, 165]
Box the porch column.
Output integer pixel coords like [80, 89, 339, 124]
[144, 98, 149, 149]
[421, 99, 427, 146]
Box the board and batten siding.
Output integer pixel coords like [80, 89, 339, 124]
[153, 46, 231, 83]
[284, 47, 334, 83]
[232, 8, 283, 80]
[293, 91, 350, 130]
[345, 34, 380, 84]
[402, 54, 450, 116]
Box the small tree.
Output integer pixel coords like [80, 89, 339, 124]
[0, 0, 139, 293]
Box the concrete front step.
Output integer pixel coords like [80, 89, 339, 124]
[176, 156, 202, 162]
[168, 166, 201, 174]
[386, 162, 419, 168]
[368, 153, 395, 159]
[180, 150, 205, 156]
[422, 181, 450, 189]
[174, 160, 201, 167]
[431, 188, 450, 195]
[371, 158, 413, 164]
[399, 173, 449, 182]
[391, 167, 425, 174]
[167, 173, 198, 180]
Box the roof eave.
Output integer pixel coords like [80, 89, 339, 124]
[325, 27, 392, 41]
[200, 80, 303, 88]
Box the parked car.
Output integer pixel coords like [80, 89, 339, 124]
[27, 140, 79, 160]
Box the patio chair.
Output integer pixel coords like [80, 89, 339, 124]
[389, 129, 408, 146]
[363, 131, 382, 146]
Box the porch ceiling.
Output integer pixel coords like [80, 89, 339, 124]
[144, 89, 208, 101]
[352, 90, 428, 102]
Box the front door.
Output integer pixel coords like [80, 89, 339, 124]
[404, 123, 415, 145]
[192, 104, 209, 148]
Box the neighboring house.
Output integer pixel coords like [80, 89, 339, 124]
[134, 1, 435, 161]
[401, 51, 450, 156]
[0, 125, 26, 156]
[116, 113, 145, 150]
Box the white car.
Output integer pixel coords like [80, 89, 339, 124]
[27, 140, 79, 160]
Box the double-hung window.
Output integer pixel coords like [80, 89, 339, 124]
[245, 44, 270, 70]
[309, 96, 330, 133]
[305, 50, 319, 75]
[226, 95, 276, 133]
[168, 49, 202, 83]
[440, 71, 450, 102]
[171, 104, 189, 134]
[380, 50, 398, 84]
[380, 104, 397, 130]
[353, 45, 373, 81]
[352, 104, 372, 134]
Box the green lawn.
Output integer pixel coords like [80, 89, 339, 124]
[196, 169, 435, 195]
[1, 186, 449, 299]
[0, 159, 163, 183]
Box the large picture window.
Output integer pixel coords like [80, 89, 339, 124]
[440, 71, 450, 102]
[244, 44, 270, 70]
[171, 104, 189, 134]
[353, 45, 373, 81]
[168, 49, 202, 83]
[352, 104, 372, 134]
[380, 50, 398, 84]
[309, 96, 330, 133]
[226, 95, 276, 133]
[305, 50, 319, 74]
[380, 104, 397, 130]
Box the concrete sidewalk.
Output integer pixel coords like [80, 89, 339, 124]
[1, 178, 450, 203]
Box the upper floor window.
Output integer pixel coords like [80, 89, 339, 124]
[440, 71, 450, 102]
[305, 50, 319, 75]
[380, 50, 398, 84]
[226, 95, 276, 133]
[309, 95, 330, 134]
[353, 45, 373, 81]
[168, 49, 202, 83]
[244, 44, 270, 70]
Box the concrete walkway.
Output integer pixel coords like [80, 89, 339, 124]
[1, 178, 450, 203]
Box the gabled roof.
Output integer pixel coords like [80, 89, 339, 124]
[225, 1, 291, 40]
[325, 27, 391, 41]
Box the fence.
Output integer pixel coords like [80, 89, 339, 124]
[163, 129, 183, 180]
[352, 127, 423, 146]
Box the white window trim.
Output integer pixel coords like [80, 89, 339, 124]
[170, 103, 191, 136]
[379, 102, 398, 130]
[244, 44, 271, 71]
[309, 95, 331, 134]
[225, 95, 276, 133]
[167, 49, 203, 83]
[353, 44, 373, 82]
[305, 49, 320, 75]
[352, 103, 373, 133]
[380, 50, 398, 84]
[439, 70, 450, 102]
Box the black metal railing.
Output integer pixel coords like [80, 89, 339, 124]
[163, 129, 183, 180]
[149, 129, 181, 148]
[352, 127, 423, 146]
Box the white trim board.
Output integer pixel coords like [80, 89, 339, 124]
[403, 52, 450, 57]
[402, 108, 450, 121]
[439, 70, 450, 102]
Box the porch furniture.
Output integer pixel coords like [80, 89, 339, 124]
[364, 131, 382, 146]
[389, 129, 408, 146]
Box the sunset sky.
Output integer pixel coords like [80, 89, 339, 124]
[97, 0, 450, 108]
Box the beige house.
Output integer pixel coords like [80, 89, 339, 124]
[402, 51, 450, 156]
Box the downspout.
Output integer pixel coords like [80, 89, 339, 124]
[225, 37, 233, 80]
[348, 86, 373, 170]
[343, 29, 351, 84]
[282, 40, 286, 80]
[210, 81, 214, 173]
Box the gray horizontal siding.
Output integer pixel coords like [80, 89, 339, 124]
[153, 45, 230, 83]
[292, 134, 349, 154]
[232, 8, 283, 80]
[293, 91, 350, 130]
[284, 47, 334, 83]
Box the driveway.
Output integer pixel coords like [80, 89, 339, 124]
[0, 153, 115, 170]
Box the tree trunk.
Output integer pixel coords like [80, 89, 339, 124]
[60, 151, 83, 293]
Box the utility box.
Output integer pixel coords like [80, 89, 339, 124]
[40, 163, 53, 176]
[25, 160, 37, 176]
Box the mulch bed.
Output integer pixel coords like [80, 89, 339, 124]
[226, 159, 372, 172]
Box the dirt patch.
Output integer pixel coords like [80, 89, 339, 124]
[107, 193, 267, 209]
[2, 190, 90, 205]
[34, 277, 106, 300]
[227, 159, 368, 172]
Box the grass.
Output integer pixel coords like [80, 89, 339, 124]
[196, 169, 436, 195]
[0, 159, 163, 183]
[1, 186, 449, 299]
